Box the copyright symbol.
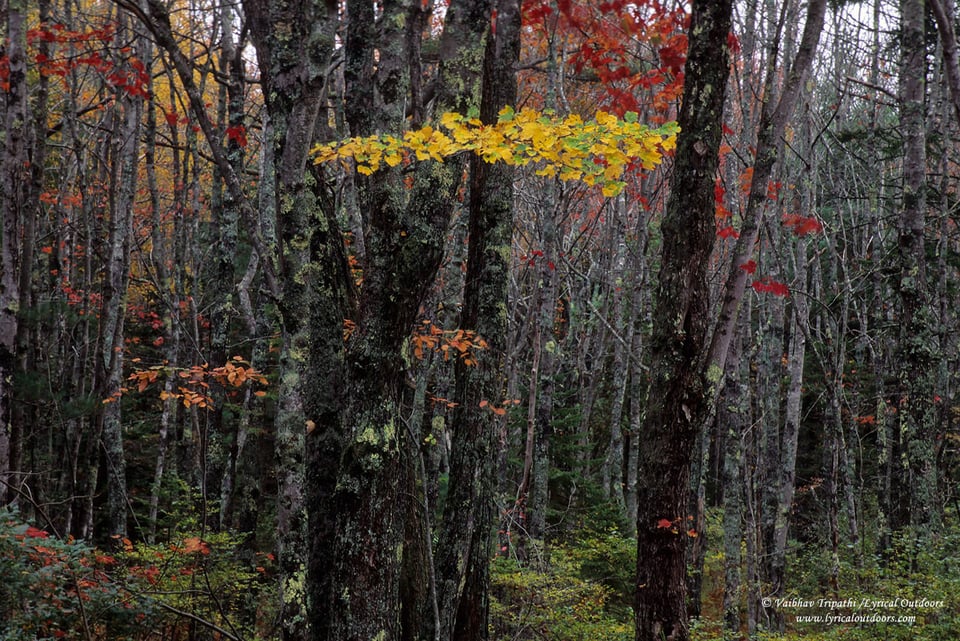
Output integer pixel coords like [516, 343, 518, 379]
[761, 597, 773, 608]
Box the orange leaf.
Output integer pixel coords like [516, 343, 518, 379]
[739, 166, 754, 194]
[181, 537, 210, 555]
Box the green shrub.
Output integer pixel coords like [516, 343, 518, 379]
[490, 536, 634, 641]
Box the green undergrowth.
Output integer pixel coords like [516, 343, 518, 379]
[4, 501, 959, 641]
[689, 509, 960, 641]
[490, 529, 636, 641]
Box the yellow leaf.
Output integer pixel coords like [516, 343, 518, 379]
[602, 182, 624, 197]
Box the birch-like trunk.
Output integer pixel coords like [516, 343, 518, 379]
[97, 13, 144, 537]
[0, 0, 28, 507]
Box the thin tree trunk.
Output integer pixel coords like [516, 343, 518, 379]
[765, 244, 809, 631]
[897, 0, 940, 542]
[601, 203, 631, 516]
[705, 0, 827, 383]
[0, 0, 29, 507]
[98, 13, 143, 537]
[929, 0, 960, 124]
[720, 323, 746, 638]
[145, 64, 184, 543]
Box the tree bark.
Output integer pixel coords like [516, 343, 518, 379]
[96, 11, 145, 539]
[720, 324, 746, 638]
[634, 2, 733, 640]
[896, 0, 940, 541]
[310, 2, 494, 640]
[0, 0, 29, 507]
[705, 0, 827, 383]
[432, 2, 520, 640]
[929, 0, 960, 124]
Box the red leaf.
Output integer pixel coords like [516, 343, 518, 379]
[717, 225, 740, 239]
[751, 277, 789, 297]
[767, 180, 782, 201]
[226, 124, 248, 148]
[782, 213, 823, 236]
[656, 518, 673, 529]
[739, 260, 757, 274]
[727, 31, 741, 54]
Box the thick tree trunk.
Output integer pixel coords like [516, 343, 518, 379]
[310, 2, 494, 639]
[242, 2, 338, 637]
[634, 2, 733, 640]
[432, 2, 520, 640]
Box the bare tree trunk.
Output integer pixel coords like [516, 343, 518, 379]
[896, 0, 940, 542]
[432, 3, 520, 639]
[529, 213, 559, 546]
[0, 0, 29, 507]
[601, 199, 632, 518]
[97, 12, 144, 538]
[765, 242, 809, 631]
[705, 0, 827, 382]
[145, 61, 189, 542]
[929, 0, 960, 124]
[635, 2, 733, 639]
[720, 321, 747, 638]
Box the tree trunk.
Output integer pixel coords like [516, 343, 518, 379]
[896, 0, 940, 542]
[97, 12, 144, 538]
[0, 0, 29, 507]
[720, 323, 746, 638]
[432, 2, 520, 640]
[635, 2, 733, 640]
[705, 0, 827, 383]
[930, 0, 960, 124]
[310, 2, 494, 639]
[765, 245, 809, 631]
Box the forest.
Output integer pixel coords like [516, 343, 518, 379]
[1, 0, 960, 640]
